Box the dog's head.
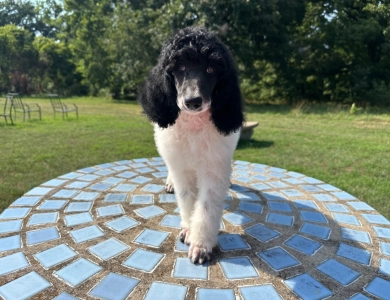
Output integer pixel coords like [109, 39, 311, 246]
[138, 27, 244, 135]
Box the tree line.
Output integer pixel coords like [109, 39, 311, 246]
[1, 0, 389, 105]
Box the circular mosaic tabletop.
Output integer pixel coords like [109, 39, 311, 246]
[1, 158, 390, 300]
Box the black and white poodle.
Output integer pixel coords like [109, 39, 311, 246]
[138, 27, 244, 264]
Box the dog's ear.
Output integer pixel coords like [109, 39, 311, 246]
[138, 65, 180, 128]
[210, 64, 245, 136]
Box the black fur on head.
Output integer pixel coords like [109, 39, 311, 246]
[138, 27, 244, 135]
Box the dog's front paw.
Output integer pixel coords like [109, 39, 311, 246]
[179, 228, 190, 244]
[188, 244, 214, 264]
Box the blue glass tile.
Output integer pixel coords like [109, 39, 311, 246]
[123, 248, 164, 272]
[96, 204, 124, 217]
[235, 160, 250, 165]
[284, 273, 332, 300]
[300, 223, 331, 240]
[173, 257, 209, 279]
[299, 210, 327, 223]
[223, 211, 254, 226]
[135, 205, 166, 219]
[102, 177, 123, 184]
[257, 247, 300, 271]
[318, 184, 339, 191]
[26, 227, 59, 245]
[73, 191, 99, 201]
[64, 212, 94, 226]
[11, 196, 41, 206]
[27, 212, 58, 226]
[0, 252, 29, 275]
[217, 234, 250, 251]
[266, 212, 294, 226]
[233, 170, 251, 177]
[137, 167, 154, 174]
[97, 162, 116, 168]
[365, 277, 390, 299]
[313, 193, 336, 202]
[349, 293, 371, 300]
[34, 244, 77, 269]
[362, 214, 390, 225]
[316, 259, 361, 285]
[332, 191, 356, 201]
[130, 176, 152, 184]
[341, 228, 371, 244]
[268, 172, 286, 179]
[235, 176, 253, 183]
[113, 184, 137, 192]
[144, 282, 187, 300]
[88, 272, 140, 300]
[379, 258, 390, 276]
[78, 174, 100, 181]
[25, 187, 53, 196]
[0, 207, 30, 219]
[283, 178, 305, 185]
[0, 219, 23, 234]
[131, 194, 154, 204]
[142, 184, 165, 193]
[239, 284, 282, 300]
[381, 242, 390, 256]
[148, 160, 164, 166]
[54, 258, 102, 287]
[198, 288, 235, 300]
[117, 171, 138, 179]
[261, 192, 287, 201]
[0, 235, 20, 252]
[88, 238, 129, 260]
[53, 292, 79, 300]
[230, 184, 250, 193]
[115, 160, 132, 165]
[336, 243, 371, 265]
[281, 189, 305, 198]
[38, 200, 67, 210]
[160, 214, 181, 228]
[270, 166, 286, 173]
[250, 183, 271, 191]
[156, 166, 168, 172]
[302, 177, 322, 184]
[105, 216, 139, 233]
[373, 226, 390, 239]
[285, 234, 321, 255]
[94, 169, 115, 176]
[238, 202, 263, 214]
[159, 194, 177, 203]
[245, 223, 281, 242]
[268, 202, 292, 213]
[59, 172, 83, 179]
[219, 257, 259, 280]
[133, 158, 149, 163]
[293, 200, 319, 210]
[300, 185, 322, 193]
[66, 181, 90, 189]
[225, 193, 233, 201]
[52, 189, 79, 198]
[333, 213, 361, 226]
[65, 201, 93, 213]
[89, 183, 113, 191]
[234, 192, 261, 202]
[79, 167, 99, 173]
[175, 237, 190, 252]
[347, 202, 375, 211]
[104, 193, 127, 202]
[325, 203, 350, 213]
[268, 181, 289, 188]
[42, 179, 67, 187]
[0, 271, 51, 299]
[152, 171, 168, 178]
[287, 171, 305, 178]
[70, 225, 105, 244]
[133, 229, 170, 248]
[252, 175, 269, 182]
[251, 162, 267, 168]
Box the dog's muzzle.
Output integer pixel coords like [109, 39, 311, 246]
[184, 97, 203, 111]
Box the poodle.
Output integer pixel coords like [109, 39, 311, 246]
[138, 27, 244, 264]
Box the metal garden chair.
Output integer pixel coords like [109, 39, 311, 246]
[1, 95, 14, 125]
[8, 93, 42, 121]
[48, 94, 78, 119]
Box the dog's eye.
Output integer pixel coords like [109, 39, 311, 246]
[206, 67, 214, 74]
[179, 65, 186, 71]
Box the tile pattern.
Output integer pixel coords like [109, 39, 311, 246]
[0, 157, 388, 299]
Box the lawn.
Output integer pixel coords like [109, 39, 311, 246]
[0, 96, 389, 219]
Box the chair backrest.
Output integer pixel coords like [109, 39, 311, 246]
[48, 94, 63, 109]
[2, 95, 13, 114]
[7, 93, 24, 109]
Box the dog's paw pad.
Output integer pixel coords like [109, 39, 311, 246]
[189, 245, 213, 264]
[179, 228, 190, 244]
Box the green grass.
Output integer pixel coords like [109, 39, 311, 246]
[1, 97, 389, 219]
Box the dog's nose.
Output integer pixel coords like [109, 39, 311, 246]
[184, 97, 203, 110]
